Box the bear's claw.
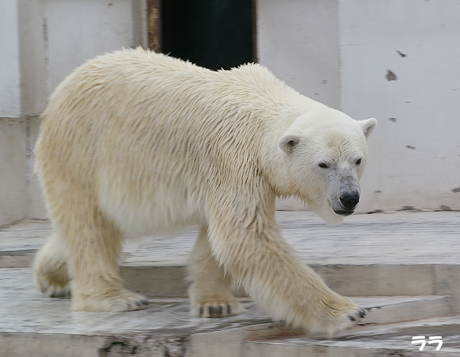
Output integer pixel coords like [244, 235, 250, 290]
[320, 301, 367, 337]
[348, 308, 366, 322]
[202, 304, 230, 317]
[192, 299, 245, 318]
[121, 296, 150, 311]
[135, 299, 150, 307]
[39, 279, 71, 298]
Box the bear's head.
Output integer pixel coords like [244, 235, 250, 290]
[278, 111, 377, 225]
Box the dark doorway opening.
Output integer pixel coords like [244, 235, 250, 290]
[160, 0, 255, 70]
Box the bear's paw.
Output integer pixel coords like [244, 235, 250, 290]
[72, 290, 150, 312]
[191, 298, 245, 318]
[35, 268, 71, 298]
[313, 296, 367, 337]
[39, 280, 71, 298]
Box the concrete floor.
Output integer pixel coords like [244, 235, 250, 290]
[1, 211, 460, 356]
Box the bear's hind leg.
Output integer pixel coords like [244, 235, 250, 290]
[57, 199, 149, 312]
[187, 225, 244, 317]
[33, 233, 71, 298]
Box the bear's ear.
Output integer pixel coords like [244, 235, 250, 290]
[279, 134, 300, 154]
[360, 118, 377, 138]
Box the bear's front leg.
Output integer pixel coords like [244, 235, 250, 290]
[207, 197, 365, 337]
[187, 225, 245, 317]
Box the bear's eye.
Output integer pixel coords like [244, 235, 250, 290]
[355, 158, 362, 165]
[318, 162, 329, 169]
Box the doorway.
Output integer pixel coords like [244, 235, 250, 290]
[148, 0, 255, 70]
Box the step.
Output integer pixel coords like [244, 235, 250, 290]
[118, 264, 459, 300]
[121, 264, 460, 317]
[1, 214, 460, 313]
[0, 269, 455, 356]
[2, 259, 459, 314]
[3, 248, 459, 310]
[354, 295, 452, 325]
[0, 248, 36, 268]
[242, 317, 460, 356]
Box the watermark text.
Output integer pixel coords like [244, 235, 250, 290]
[412, 336, 443, 351]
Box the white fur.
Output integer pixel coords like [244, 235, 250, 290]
[34, 48, 376, 336]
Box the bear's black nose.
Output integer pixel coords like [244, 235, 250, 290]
[340, 192, 360, 209]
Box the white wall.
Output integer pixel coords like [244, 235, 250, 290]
[0, 2, 26, 225]
[339, 0, 460, 212]
[18, 0, 48, 117]
[257, 0, 340, 109]
[0, 0, 147, 225]
[0, 1, 21, 118]
[45, 0, 141, 91]
[258, 0, 460, 212]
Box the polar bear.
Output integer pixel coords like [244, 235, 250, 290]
[33, 48, 376, 337]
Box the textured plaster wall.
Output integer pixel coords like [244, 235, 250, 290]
[258, 0, 460, 212]
[257, 0, 340, 109]
[45, 0, 138, 91]
[340, 0, 460, 212]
